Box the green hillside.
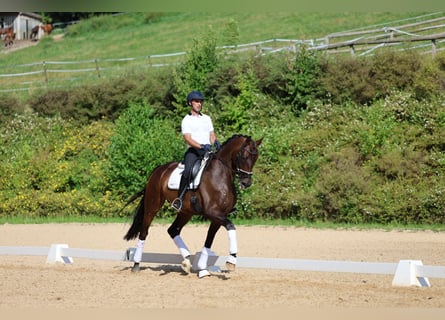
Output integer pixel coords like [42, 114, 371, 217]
[1, 12, 434, 64]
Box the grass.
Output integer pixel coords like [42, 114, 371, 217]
[1, 215, 443, 232]
[2, 12, 438, 97]
[1, 12, 434, 65]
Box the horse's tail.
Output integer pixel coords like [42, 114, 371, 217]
[117, 189, 144, 216]
[123, 189, 145, 241]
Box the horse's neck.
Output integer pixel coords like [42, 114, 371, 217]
[216, 141, 242, 171]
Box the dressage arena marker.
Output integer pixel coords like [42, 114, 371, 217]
[2, 244, 445, 287]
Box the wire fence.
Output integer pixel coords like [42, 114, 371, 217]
[1, 13, 445, 94]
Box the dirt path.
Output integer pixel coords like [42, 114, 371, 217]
[1, 223, 445, 313]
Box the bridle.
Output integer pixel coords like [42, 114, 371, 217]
[234, 138, 258, 179]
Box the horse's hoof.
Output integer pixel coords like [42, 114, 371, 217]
[226, 262, 236, 271]
[226, 255, 236, 271]
[181, 258, 191, 274]
[131, 263, 141, 273]
[198, 269, 211, 278]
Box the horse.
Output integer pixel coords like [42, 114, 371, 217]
[30, 25, 39, 41]
[40, 24, 53, 35]
[1, 26, 14, 47]
[123, 134, 262, 278]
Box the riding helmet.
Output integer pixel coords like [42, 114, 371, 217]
[187, 91, 205, 102]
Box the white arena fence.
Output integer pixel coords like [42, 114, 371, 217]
[1, 244, 445, 287]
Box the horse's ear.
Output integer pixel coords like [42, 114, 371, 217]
[255, 137, 263, 147]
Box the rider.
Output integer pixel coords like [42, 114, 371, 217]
[172, 90, 221, 211]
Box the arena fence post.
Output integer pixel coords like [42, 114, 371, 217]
[392, 260, 430, 287]
[46, 244, 73, 264]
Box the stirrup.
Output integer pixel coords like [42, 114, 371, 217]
[172, 198, 182, 211]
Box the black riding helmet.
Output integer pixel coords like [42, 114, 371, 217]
[187, 91, 205, 102]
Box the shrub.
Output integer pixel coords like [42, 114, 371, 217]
[354, 103, 397, 158]
[321, 55, 374, 105]
[369, 49, 422, 99]
[0, 94, 24, 121]
[219, 58, 260, 132]
[106, 101, 184, 197]
[313, 147, 373, 223]
[283, 47, 324, 114]
[172, 29, 219, 120]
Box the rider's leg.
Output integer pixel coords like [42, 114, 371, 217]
[172, 149, 197, 211]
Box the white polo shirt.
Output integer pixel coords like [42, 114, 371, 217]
[181, 113, 214, 147]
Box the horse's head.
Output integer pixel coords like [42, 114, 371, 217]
[231, 135, 262, 190]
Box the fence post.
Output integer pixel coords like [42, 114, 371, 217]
[43, 61, 48, 84]
[349, 44, 355, 56]
[95, 59, 101, 78]
[431, 39, 437, 58]
[146, 55, 151, 67]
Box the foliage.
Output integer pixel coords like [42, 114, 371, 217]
[172, 28, 220, 120]
[0, 94, 24, 121]
[0, 113, 119, 218]
[106, 101, 184, 197]
[2, 12, 445, 225]
[283, 47, 324, 114]
[321, 55, 375, 105]
[28, 68, 174, 122]
[219, 58, 260, 132]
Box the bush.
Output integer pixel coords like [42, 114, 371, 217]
[0, 114, 119, 218]
[369, 49, 422, 99]
[284, 47, 324, 114]
[321, 55, 374, 105]
[219, 58, 260, 132]
[172, 29, 220, 120]
[106, 101, 184, 197]
[0, 94, 24, 121]
[28, 68, 174, 122]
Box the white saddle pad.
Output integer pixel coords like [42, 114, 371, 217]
[167, 160, 207, 190]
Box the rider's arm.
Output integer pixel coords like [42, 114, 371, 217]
[183, 133, 202, 149]
[209, 131, 216, 145]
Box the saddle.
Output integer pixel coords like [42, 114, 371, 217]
[167, 152, 211, 190]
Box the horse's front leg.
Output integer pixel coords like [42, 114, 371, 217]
[225, 219, 238, 271]
[197, 221, 221, 278]
[197, 218, 238, 278]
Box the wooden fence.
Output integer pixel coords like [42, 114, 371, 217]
[312, 14, 445, 56]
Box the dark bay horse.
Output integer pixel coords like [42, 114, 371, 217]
[123, 134, 262, 278]
[30, 25, 39, 41]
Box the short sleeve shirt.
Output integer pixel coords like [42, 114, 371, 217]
[181, 113, 214, 147]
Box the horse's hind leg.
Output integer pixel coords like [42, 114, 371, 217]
[132, 211, 156, 272]
[132, 197, 162, 272]
[167, 213, 193, 273]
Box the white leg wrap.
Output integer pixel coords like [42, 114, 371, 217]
[134, 239, 145, 263]
[228, 229, 238, 255]
[173, 235, 191, 258]
[197, 247, 211, 270]
[226, 254, 237, 265]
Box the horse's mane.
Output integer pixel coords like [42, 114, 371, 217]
[221, 134, 251, 148]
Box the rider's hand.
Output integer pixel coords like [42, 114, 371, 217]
[200, 144, 211, 152]
[213, 140, 221, 151]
